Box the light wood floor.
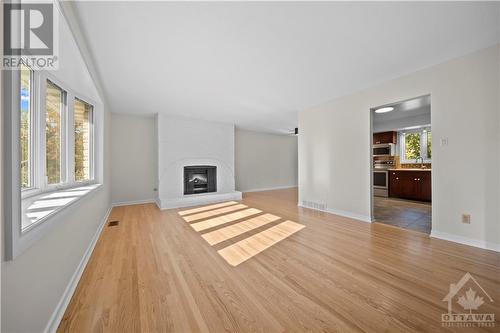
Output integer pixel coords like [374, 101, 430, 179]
[59, 188, 500, 332]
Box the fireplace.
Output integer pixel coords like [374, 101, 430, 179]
[184, 166, 217, 195]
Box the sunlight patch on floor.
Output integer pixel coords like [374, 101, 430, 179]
[218, 221, 305, 266]
[179, 201, 305, 266]
[183, 203, 248, 223]
[178, 201, 238, 216]
[202, 213, 280, 245]
[190, 208, 261, 232]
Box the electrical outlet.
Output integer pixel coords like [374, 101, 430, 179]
[462, 214, 471, 224]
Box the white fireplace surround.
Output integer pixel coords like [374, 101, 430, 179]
[156, 115, 242, 209]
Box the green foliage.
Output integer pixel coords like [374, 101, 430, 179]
[20, 109, 30, 187]
[20, 67, 31, 188]
[46, 82, 62, 184]
[405, 133, 421, 160]
[427, 132, 432, 158]
[74, 99, 91, 181]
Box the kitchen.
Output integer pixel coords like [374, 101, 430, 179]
[371, 95, 432, 234]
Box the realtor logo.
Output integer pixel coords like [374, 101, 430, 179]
[442, 272, 495, 328]
[2, 2, 58, 69]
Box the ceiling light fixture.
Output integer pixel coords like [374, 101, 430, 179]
[374, 107, 394, 114]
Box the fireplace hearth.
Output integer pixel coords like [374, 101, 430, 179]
[184, 166, 217, 195]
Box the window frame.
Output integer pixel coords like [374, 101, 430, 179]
[4, 65, 103, 260]
[73, 97, 95, 183]
[399, 127, 432, 163]
[21, 72, 98, 201]
[44, 79, 68, 189]
[20, 65, 37, 192]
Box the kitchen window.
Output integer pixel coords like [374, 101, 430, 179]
[400, 128, 432, 163]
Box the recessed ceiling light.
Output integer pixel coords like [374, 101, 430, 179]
[375, 107, 394, 114]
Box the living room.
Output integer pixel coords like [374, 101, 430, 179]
[2, 2, 499, 332]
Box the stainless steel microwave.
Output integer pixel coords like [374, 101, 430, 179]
[373, 143, 395, 157]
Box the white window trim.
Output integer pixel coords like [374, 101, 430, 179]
[399, 127, 432, 164]
[3, 68, 104, 261]
[21, 72, 98, 200]
[19, 66, 38, 193]
[74, 97, 95, 183]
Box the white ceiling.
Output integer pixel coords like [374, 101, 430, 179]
[72, 1, 499, 134]
[373, 95, 430, 123]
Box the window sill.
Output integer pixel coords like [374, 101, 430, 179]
[401, 160, 432, 164]
[21, 183, 102, 233]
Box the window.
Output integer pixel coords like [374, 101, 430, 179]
[400, 128, 432, 162]
[427, 131, 432, 159]
[74, 98, 93, 182]
[19, 75, 96, 197]
[20, 65, 33, 189]
[8, 70, 101, 259]
[45, 80, 65, 185]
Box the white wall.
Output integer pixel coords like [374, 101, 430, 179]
[157, 115, 240, 208]
[235, 129, 298, 192]
[299, 45, 500, 250]
[111, 113, 156, 205]
[1, 4, 111, 332]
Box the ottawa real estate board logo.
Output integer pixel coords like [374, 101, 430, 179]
[2, 1, 59, 70]
[442, 272, 495, 328]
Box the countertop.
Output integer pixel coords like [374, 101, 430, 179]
[388, 168, 431, 172]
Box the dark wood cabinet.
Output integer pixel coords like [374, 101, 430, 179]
[373, 131, 397, 144]
[389, 170, 431, 202]
[419, 172, 432, 201]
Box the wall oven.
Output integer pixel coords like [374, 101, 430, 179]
[373, 170, 389, 197]
[373, 143, 395, 157]
[373, 159, 393, 197]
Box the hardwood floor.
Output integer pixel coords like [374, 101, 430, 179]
[58, 188, 500, 332]
[374, 196, 432, 234]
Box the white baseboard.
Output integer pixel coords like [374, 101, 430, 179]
[430, 230, 500, 253]
[242, 185, 297, 193]
[112, 198, 156, 207]
[298, 204, 373, 223]
[159, 191, 242, 209]
[44, 206, 112, 333]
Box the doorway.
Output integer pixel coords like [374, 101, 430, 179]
[370, 95, 432, 233]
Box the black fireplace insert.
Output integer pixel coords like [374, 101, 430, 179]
[184, 166, 217, 195]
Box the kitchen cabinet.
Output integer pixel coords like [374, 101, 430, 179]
[419, 172, 432, 201]
[389, 170, 431, 202]
[373, 131, 397, 144]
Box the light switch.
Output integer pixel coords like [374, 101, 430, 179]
[440, 138, 448, 146]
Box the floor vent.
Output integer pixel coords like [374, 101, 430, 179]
[302, 200, 327, 211]
[108, 220, 120, 227]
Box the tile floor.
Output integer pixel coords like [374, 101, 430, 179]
[373, 196, 432, 234]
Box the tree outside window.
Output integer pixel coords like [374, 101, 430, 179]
[45, 81, 63, 184]
[74, 99, 93, 182]
[426, 131, 432, 158]
[401, 128, 432, 162]
[404, 133, 421, 160]
[20, 65, 32, 188]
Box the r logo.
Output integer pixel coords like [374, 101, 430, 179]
[3, 3, 54, 56]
